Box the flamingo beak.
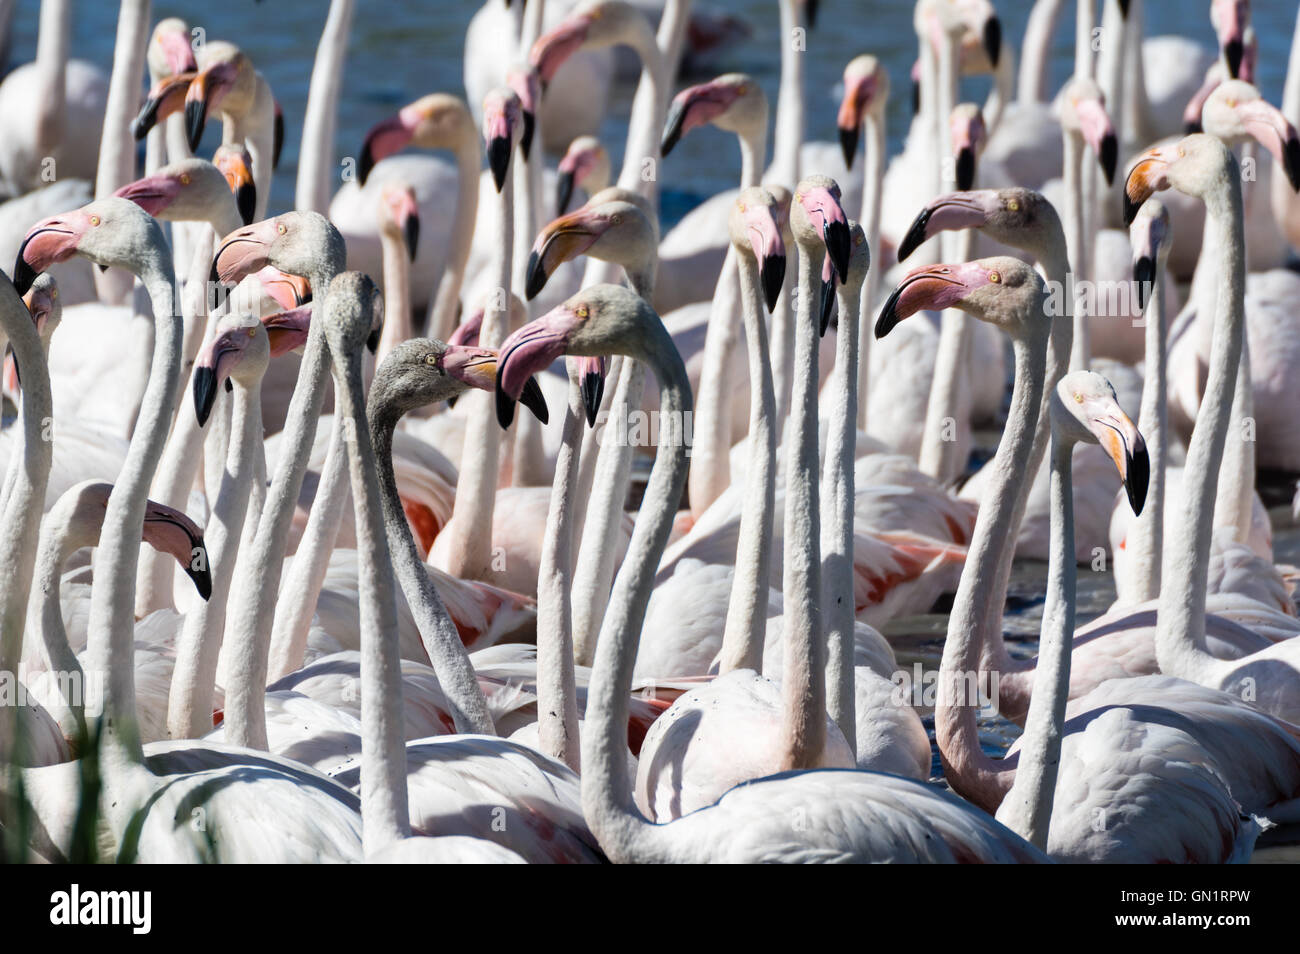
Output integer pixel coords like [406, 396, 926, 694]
[661, 78, 742, 158]
[358, 112, 417, 188]
[1122, 147, 1175, 226]
[211, 218, 281, 286]
[660, 98, 689, 157]
[744, 205, 787, 314]
[484, 106, 516, 192]
[142, 504, 212, 601]
[495, 304, 584, 428]
[530, 15, 591, 86]
[575, 355, 606, 427]
[983, 16, 1002, 67]
[798, 185, 850, 283]
[193, 327, 253, 427]
[262, 305, 313, 358]
[556, 168, 576, 216]
[113, 172, 184, 217]
[836, 72, 877, 170]
[1074, 98, 1119, 185]
[273, 100, 285, 171]
[448, 310, 484, 349]
[14, 214, 90, 296]
[184, 70, 210, 152]
[1236, 98, 1300, 193]
[896, 191, 998, 262]
[256, 266, 312, 311]
[526, 208, 602, 300]
[132, 71, 196, 141]
[820, 256, 836, 337]
[442, 345, 549, 425]
[215, 148, 258, 226]
[875, 261, 992, 338]
[1095, 411, 1148, 516]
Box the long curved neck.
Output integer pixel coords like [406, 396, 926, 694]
[33, 0, 70, 154]
[1156, 167, 1246, 682]
[1128, 253, 1167, 603]
[296, 0, 355, 213]
[369, 399, 495, 736]
[93, 0, 151, 307]
[1096, 0, 1127, 150]
[0, 296, 54, 761]
[822, 272, 866, 751]
[534, 368, 585, 769]
[89, 257, 182, 772]
[856, 112, 885, 428]
[167, 371, 263, 739]
[426, 137, 482, 342]
[685, 248, 740, 521]
[1018, 0, 1066, 103]
[738, 122, 765, 190]
[1063, 131, 1090, 370]
[938, 319, 1047, 812]
[772, 0, 804, 187]
[375, 229, 413, 368]
[332, 341, 410, 857]
[25, 513, 89, 729]
[222, 259, 339, 750]
[440, 173, 513, 579]
[1271, 7, 1300, 227]
[920, 227, 974, 482]
[1074, 0, 1094, 80]
[996, 425, 1075, 848]
[778, 237, 827, 770]
[716, 249, 777, 675]
[615, 14, 671, 204]
[580, 324, 692, 865]
[228, 76, 277, 222]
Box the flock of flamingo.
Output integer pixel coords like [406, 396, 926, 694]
[1, 0, 1300, 864]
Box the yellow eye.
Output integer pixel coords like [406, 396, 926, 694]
[425, 353, 438, 366]
[793, 192, 802, 202]
[1073, 392, 1084, 404]
[50, 288, 58, 300]
[180, 173, 191, 186]
[1007, 199, 1019, 212]
[89, 215, 100, 226]
[737, 84, 748, 95]
[577, 305, 588, 318]
[1225, 98, 1236, 108]
[1177, 146, 1186, 158]
[277, 223, 287, 235]
[988, 270, 1000, 283]
[737, 201, 746, 213]
[247, 326, 256, 337]
[610, 214, 622, 225]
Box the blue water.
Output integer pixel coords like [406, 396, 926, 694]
[6, 0, 1292, 226]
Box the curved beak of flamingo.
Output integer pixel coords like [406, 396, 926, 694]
[215, 147, 258, 225]
[358, 106, 422, 187]
[1234, 97, 1300, 192]
[132, 71, 196, 141]
[439, 344, 549, 426]
[1087, 403, 1148, 516]
[797, 185, 851, 283]
[530, 13, 593, 87]
[507, 67, 541, 161]
[661, 78, 741, 157]
[142, 502, 212, 601]
[896, 189, 1001, 262]
[1214, 0, 1248, 78]
[385, 189, 420, 263]
[950, 108, 988, 191]
[193, 325, 254, 427]
[14, 212, 93, 296]
[262, 305, 313, 358]
[184, 59, 237, 153]
[1123, 143, 1178, 225]
[256, 266, 311, 311]
[113, 172, 184, 217]
[448, 309, 484, 349]
[495, 304, 585, 428]
[526, 206, 603, 300]
[1129, 207, 1169, 313]
[876, 261, 995, 338]
[573, 355, 606, 427]
[484, 102, 517, 193]
[1074, 98, 1119, 185]
[836, 72, 879, 170]
[210, 218, 281, 286]
[744, 205, 786, 314]
[982, 15, 1002, 67]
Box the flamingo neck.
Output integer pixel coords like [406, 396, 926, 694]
[581, 320, 692, 865]
[1018, 0, 1067, 103]
[368, 392, 495, 736]
[615, 19, 669, 203]
[717, 250, 778, 676]
[1156, 163, 1246, 681]
[167, 371, 263, 740]
[33, 0, 71, 153]
[920, 226, 974, 482]
[375, 229, 413, 368]
[996, 427, 1077, 848]
[1074, 0, 1094, 80]
[856, 113, 886, 429]
[938, 323, 1048, 812]
[330, 335, 410, 857]
[427, 137, 482, 341]
[772, 0, 805, 188]
[1127, 253, 1168, 603]
[295, 0, 356, 214]
[26, 508, 91, 731]
[1063, 132, 1091, 370]
[535, 368, 586, 770]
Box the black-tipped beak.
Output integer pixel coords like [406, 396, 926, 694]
[1184, 119, 1203, 135]
[760, 254, 785, 313]
[132, 95, 162, 141]
[521, 110, 536, 160]
[1098, 132, 1118, 186]
[1133, 255, 1155, 313]
[1283, 135, 1300, 192]
[520, 375, 548, 423]
[805, 0, 818, 30]
[488, 136, 512, 192]
[1125, 443, 1149, 516]
[819, 277, 835, 337]
[525, 250, 549, 301]
[273, 107, 285, 170]
[12, 254, 37, 298]
[839, 125, 859, 170]
[661, 100, 687, 157]
[185, 97, 208, 153]
[235, 182, 257, 226]
[1117, 0, 1130, 16]
[193, 365, 218, 427]
[911, 78, 920, 117]
[983, 17, 1002, 67]
[495, 380, 517, 430]
[580, 368, 603, 427]
[403, 215, 420, 262]
[184, 552, 213, 602]
[896, 206, 934, 263]
[359, 139, 376, 187]
[366, 328, 381, 354]
[556, 170, 575, 215]
[1224, 39, 1244, 80]
[875, 283, 906, 339]
[955, 148, 976, 191]
[824, 220, 851, 283]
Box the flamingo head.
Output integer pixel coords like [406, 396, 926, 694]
[482, 87, 524, 192]
[1201, 80, 1300, 192]
[1123, 134, 1236, 225]
[1053, 370, 1149, 516]
[791, 175, 851, 283]
[505, 64, 541, 160]
[876, 256, 1044, 339]
[729, 187, 788, 314]
[1129, 199, 1171, 314]
[526, 197, 652, 300]
[661, 73, 766, 157]
[261, 305, 313, 359]
[184, 42, 251, 152]
[1211, 0, 1249, 79]
[837, 55, 889, 169]
[14, 198, 160, 295]
[213, 144, 257, 225]
[378, 183, 420, 262]
[192, 314, 269, 427]
[556, 135, 611, 216]
[358, 93, 473, 187]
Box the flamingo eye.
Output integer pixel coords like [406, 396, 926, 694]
[610, 214, 621, 225]
[89, 215, 101, 226]
[277, 223, 287, 235]
[1073, 392, 1084, 404]
[1006, 198, 1019, 212]
[50, 288, 58, 300]
[180, 173, 191, 186]
[988, 270, 1001, 283]
[247, 327, 256, 338]
[577, 305, 589, 318]
[425, 353, 438, 366]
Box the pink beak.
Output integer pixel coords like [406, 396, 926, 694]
[114, 172, 184, 217]
[210, 218, 282, 286]
[875, 261, 996, 338]
[494, 305, 584, 427]
[530, 14, 592, 84]
[14, 211, 95, 295]
[661, 78, 743, 156]
[262, 306, 313, 358]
